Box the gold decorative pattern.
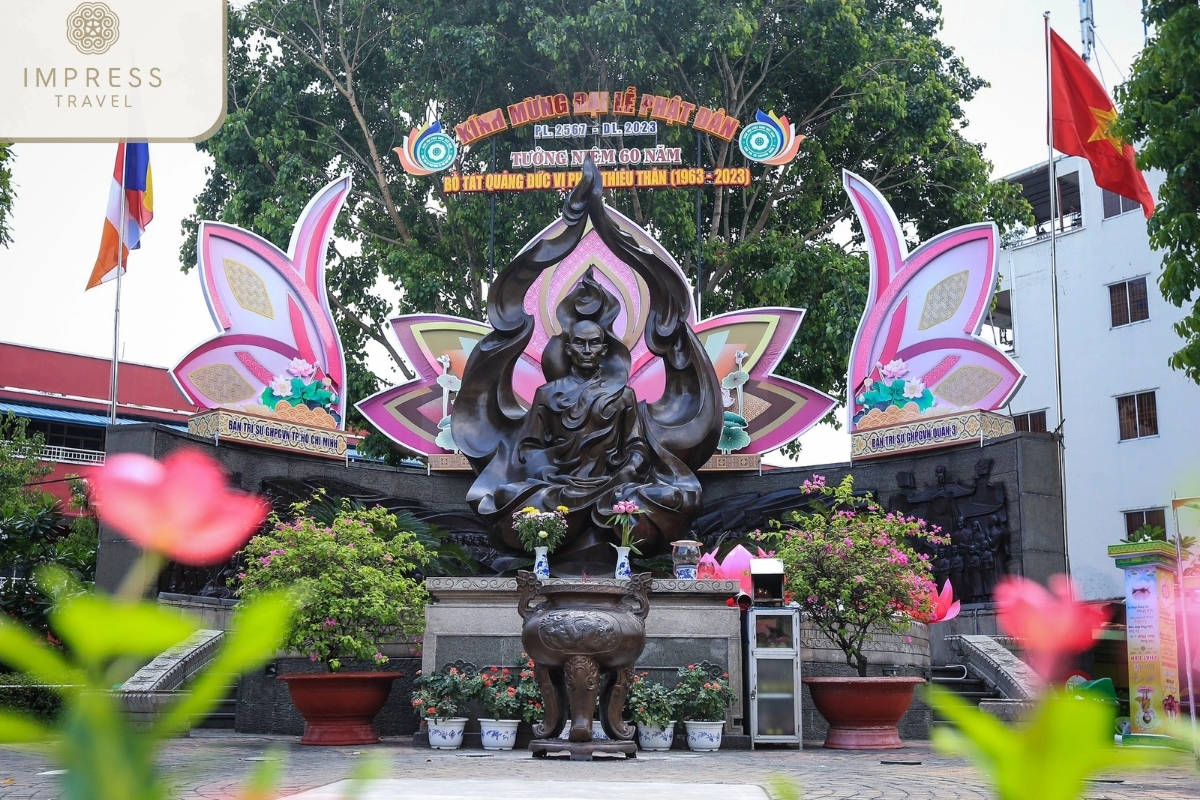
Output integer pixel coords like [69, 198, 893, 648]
[855, 402, 923, 431]
[223, 259, 274, 319]
[851, 410, 1016, 460]
[701, 453, 761, 471]
[187, 410, 348, 459]
[918, 270, 969, 330]
[932, 365, 1002, 407]
[270, 401, 338, 430]
[187, 364, 256, 404]
[740, 392, 770, 423]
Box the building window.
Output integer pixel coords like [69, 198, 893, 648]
[22, 420, 106, 451]
[1123, 508, 1167, 540]
[1103, 189, 1141, 219]
[1109, 277, 1150, 327]
[1117, 391, 1158, 440]
[1012, 410, 1048, 433]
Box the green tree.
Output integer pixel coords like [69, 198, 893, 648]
[187, 0, 1029, 446]
[1116, 1, 1200, 382]
[0, 144, 13, 248]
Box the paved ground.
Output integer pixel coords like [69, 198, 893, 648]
[0, 733, 1196, 799]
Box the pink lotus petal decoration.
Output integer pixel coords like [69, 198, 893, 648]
[928, 581, 961, 623]
[843, 171, 1024, 432]
[720, 545, 754, 594]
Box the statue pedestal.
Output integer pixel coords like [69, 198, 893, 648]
[423, 578, 745, 737]
[1107, 541, 1184, 747]
[530, 739, 637, 761]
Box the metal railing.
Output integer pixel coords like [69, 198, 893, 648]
[1011, 212, 1083, 246]
[4, 441, 106, 465]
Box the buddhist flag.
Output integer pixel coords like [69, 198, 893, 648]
[1049, 29, 1154, 218]
[86, 143, 154, 290]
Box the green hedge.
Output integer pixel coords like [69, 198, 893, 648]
[0, 672, 72, 722]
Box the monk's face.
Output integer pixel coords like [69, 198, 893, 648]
[567, 321, 607, 373]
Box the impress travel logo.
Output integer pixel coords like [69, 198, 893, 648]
[0, 0, 226, 142]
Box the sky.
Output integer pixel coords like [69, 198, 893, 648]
[0, 0, 1150, 465]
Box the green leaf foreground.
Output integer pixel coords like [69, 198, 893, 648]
[929, 686, 1183, 800]
[0, 584, 295, 800]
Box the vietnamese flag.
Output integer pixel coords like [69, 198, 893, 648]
[1049, 28, 1154, 218]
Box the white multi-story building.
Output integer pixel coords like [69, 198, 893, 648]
[995, 155, 1197, 600]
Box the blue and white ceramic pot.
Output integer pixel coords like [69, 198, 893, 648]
[614, 546, 633, 579]
[636, 721, 676, 751]
[533, 546, 550, 579]
[684, 720, 724, 751]
[427, 717, 468, 749]
[479, 718, 520, 750]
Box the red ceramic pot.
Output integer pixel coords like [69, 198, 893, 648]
[278, 671, 401, 745]
[802, 676, 924, 750]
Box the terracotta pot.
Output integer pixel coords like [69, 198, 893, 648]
[278, 671, 400, 745]
[802, 676, 924, 750]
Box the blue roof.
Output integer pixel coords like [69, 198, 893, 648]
[0, 401, 186, 431]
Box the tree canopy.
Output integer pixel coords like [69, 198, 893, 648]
[186, 0, 1029, 450]
[0, 144, 14, 248]
[1116, 0, 1200, 382]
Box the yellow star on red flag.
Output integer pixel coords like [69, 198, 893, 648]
[1087, 106, 1124, 152]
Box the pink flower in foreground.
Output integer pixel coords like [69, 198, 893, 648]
[88, 449, 269, 566]
[994, 574, 1108, 684]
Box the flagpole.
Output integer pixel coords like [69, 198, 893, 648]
[1045, 12, 1071, 576]
[108, 143, 127, 425]
[1170, 495, 1198, 750]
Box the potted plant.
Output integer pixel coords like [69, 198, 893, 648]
[473, 666, 522, 750]
[410, 667, 474, 748]
[605, 500, 647, 579]
[512, 506, 567, 578]
[760, 474, 940, 750]
[237, 502, 430, 745]
[625, 672, 676, 750]
[674, 664, 734, 751]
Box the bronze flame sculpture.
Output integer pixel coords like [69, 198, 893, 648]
[454, 157, 723, 575]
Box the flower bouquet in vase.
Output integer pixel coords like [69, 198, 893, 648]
[512, 506, 567, 578]
[605, 500, 647, 579]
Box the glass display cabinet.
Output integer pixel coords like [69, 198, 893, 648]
[747, 607, 801, 748]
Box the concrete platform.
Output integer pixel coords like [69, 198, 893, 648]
[282, 779, 769, 799]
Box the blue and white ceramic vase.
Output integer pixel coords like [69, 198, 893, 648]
[684, 720, 724, 751]
[479, 718, 520, 750]
[533, 546, 550, 579]
[427, 717, 468, 749]
[637, 721, 676, 751]
[615, 546, 633, 579]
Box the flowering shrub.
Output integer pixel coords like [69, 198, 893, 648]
[673, 664, 734, 722]
[473, 665, 522, 720]
[512, 506, 568, 553]
[236, 502, 429, 671]
[411, 667, 473, 723]
[759, 473, 941, 676]
[514, 653, 545, 724]
[625, 672, 676, 728]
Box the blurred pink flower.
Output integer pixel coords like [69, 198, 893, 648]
[88, 449, 269, 566]
[994, 575, 1108, 683]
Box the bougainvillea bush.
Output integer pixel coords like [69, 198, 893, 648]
[759, 474, 942, 676]
[237, 502, 429, 670]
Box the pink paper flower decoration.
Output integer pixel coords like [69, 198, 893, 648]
[88, 449, 269, 566]
[720, 544, 754, 593]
